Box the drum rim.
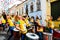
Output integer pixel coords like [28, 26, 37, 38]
[43, 32, 52, 35]
[26, 33, 39, 39]
[54, 29, 60, 33]
[13, 28, 19, 31]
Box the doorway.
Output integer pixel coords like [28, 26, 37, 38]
[51, 1, 60, 20]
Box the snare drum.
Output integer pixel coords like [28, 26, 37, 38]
[26, 33, 39, 40]
[13, 28, 20, 40]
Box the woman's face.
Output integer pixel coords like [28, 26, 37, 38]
[30, 18, 34, 22]
[7, 15, 10, 19]
[18, 16, 22, 20]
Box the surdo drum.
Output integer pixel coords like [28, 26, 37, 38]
[43, 32, 52, 40]
[26, 33, 39, 40]
[13, 28, 20, 40]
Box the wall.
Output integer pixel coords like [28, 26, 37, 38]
[9, 5, 17, 15]
[28, 0, 47, 26]
[16, 1, 27, 15]
[46, 0, 51, 19]
[15, 0, 51, 26]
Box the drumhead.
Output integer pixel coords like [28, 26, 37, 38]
[54, 29, 60, 33]
[43, 32, 52, 35]
[26, 33, 39, 39]
[13, 28, 19, 31]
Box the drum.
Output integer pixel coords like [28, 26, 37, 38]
[27, 26, 35, 33]
[13, 28, 20, 40]
[53, 29, 60, 39]
[43, 32, 52, 40]
[26, 33, 39, 40]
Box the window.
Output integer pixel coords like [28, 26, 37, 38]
[22, 7, 23, 14]
[26, 5, 28, 15]
[30, 2, 33, 12]
[36, 0, 41, 11]
[47, 0, 48, 2]
[25, 0, 27, 1]
[19, 9, 21, 15]
[17, 11, 18, 15]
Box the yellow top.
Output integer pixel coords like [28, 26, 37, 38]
[19, 20, 27, 34]
[37, 27, 43, 32]
[48, 21, 54, 29]
[7, 19, 14, 26]
[36, 19, 41, 26]
[25, 19, 31, 27]
[2, 19, 6, 24]
[1, 16, 6, 24]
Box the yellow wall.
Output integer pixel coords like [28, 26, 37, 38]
[46, 1, 51, 19]
[54, 21, 60, 28]
[50, 0, 57, 2]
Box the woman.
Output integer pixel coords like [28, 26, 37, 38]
[48, 16, 54, 33]
[2, 16, 6, 31]
[2, 12, 7, 22]
[7, 15, 15, 40]
[16, 15, 27, 40]
[29, 16, 35, 33]
[35, 16, 43, 40]
[14, 15, 20, 40]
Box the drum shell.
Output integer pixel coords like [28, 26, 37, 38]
[13, 31, 20, 40]
[53, 30, 60, 39]
[43, 32, 52, 40]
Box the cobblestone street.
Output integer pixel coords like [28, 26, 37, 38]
[0, 28, 14, 40]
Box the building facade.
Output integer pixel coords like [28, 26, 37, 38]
[16, 0, 47, 26]
[9, 0, 58, 26]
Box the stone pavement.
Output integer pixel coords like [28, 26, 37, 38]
[0, 27, 14, 40]
[0, 31, 8, 40]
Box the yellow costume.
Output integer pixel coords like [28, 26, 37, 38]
[2, 18, 6, 24]
[7, 19, 14, 26]
[25, 19, 31, 27]
[48, 21, 54, 29]
[19, 20, 27, 34]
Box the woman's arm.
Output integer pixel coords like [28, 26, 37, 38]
[15, 24, 20, 30]
[37, 27, 40, 32]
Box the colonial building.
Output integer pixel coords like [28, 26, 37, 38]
[8, 5, 17, 15]
[16, 1, 27, 15]
[16, 0, 47, 26]
[9, 0, 58, 26]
